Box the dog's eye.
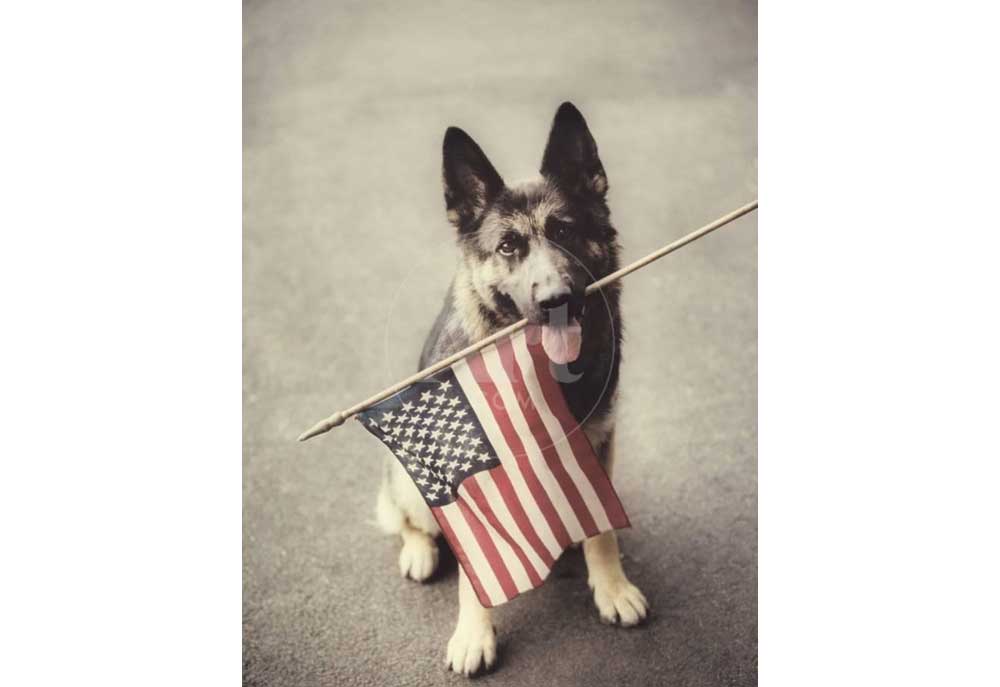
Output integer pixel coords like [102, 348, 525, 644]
[549, 220, 571, 241]
[497, 239, 518, 256]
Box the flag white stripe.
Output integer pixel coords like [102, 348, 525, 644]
[458, 482, 534, 593]
[480, 346, 587, 542]
[510, 333, 614, 532]
[475, 471, 551, 580]
[438, 502, 506, 606]
[452, 357, 563, 559]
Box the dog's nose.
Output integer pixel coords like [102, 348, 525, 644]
[538, 289, 572, 312]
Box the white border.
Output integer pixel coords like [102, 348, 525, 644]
[761, 2, 1000, 684]
[0, 2, 240, 685]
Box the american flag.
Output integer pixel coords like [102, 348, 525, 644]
[357, 325, 630, 607]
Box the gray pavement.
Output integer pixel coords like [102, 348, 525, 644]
[244, 0, 756, 684]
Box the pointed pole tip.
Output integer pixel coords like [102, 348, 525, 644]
[296, 412, 348, 443]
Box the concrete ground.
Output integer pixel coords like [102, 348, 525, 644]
[244, 0, 756, 684]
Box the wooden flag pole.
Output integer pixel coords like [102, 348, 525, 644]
[298, 199, 758, 442]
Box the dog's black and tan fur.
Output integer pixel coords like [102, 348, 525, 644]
[376, 103, 647, 676]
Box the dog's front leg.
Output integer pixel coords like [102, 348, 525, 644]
[583, 434, 649, 626]
[584, 530, 648, 626]
[446, 567, 496, 676]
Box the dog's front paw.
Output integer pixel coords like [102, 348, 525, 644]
[446, 619, 496, 676]
[590, 576, 649, 627]
[399, 534, 439, 582]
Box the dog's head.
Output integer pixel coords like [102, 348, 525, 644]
[442, 102, 618, 364]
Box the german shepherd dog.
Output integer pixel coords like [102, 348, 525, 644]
[375, 102, 648, 676]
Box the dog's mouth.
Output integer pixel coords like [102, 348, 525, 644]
[540, 301, 585, 365]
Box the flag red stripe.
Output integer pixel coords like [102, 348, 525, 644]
[454, 496, 519, 601]
[485, 465, 556, 568]
[434, 505, 492, 607]
[452, 357, 559, 565]
[495, 338, 600, 538]
[466, 352, 573, 549]
[524, 331, 631, 529]
[463, 476, 544, 587]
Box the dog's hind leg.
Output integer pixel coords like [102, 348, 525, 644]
[583, 435, 649, 626]
[446, 567, 496, 676]
[375, 470, 406, 535]
[377, 459, 440, 582]
[397, 519, 439, 582]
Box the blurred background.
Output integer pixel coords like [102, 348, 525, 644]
[244, 0, 756, 684]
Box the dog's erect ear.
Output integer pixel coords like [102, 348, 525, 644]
[540, 102, 608, 198]
[442, 127, 504, 231]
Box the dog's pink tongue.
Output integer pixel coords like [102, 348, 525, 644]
[541, 318, 582, 364]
